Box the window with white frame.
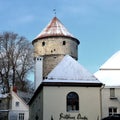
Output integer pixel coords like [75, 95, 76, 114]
[109, 107, 117, 116]
[19, 113, 24, 120]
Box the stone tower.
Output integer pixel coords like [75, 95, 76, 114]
[32, 17, 80, 82]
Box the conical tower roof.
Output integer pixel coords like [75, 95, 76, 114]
[33, 17, 79, 43]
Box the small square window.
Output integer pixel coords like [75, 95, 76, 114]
[15, 102, 19, 107]
[109, 107, 117, 116]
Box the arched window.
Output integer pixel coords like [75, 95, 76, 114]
[67, 92, 79, 112]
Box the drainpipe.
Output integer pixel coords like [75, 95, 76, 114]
[100, 84, 105, 119]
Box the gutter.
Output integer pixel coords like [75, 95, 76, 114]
[100, 84, 105, 119]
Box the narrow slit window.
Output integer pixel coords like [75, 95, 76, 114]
[42, 41, 45, 46]
[63, 41, 66, 45]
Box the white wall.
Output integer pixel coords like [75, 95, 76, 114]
[43, 86, 101, 120]
[10, 91, 29, 120]
[101, 87, 120, 118]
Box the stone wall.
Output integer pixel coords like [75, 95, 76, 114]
[33, 37, 78, 59]
[33, 36, 79, 77]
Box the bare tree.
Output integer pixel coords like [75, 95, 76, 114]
[0, 32, 33, 93]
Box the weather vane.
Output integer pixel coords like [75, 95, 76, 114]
[53, 9, 56, 16]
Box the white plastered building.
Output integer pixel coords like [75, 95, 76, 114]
[29, 55, 102, 120]
[94, 51, 120, 118]
[9, 87, 29, 120]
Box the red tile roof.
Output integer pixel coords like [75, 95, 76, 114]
[35, 17, 75, 39]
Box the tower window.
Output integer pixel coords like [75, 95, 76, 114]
[67, 92, 79, 112]
[63, 41, 66, 45]
[42, 41, 45, 46]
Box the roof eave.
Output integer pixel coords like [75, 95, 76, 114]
[42, 81, 103, 87]
[32, 36, 80, 45]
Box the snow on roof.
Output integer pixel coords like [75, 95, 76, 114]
[94, 51, 120, 86]
[0, 93, 8, 98]
[95, 70, 120, 86]
[44, 55, 101, 84]
[100, 51, 120, 70]
[35, 17, 75, 39]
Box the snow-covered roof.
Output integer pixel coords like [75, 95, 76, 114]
[0, 93, 8, 98]
[35, 17, 75, 39]
[95, 70, 120, 86]
[100, 51, 120, 70]
[94, 51, 120, 86]
[44, 55, 101, 84]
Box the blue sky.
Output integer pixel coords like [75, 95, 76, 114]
[1, 0, 120, 76]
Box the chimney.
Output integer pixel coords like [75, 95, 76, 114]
[13, 86, 17, 93]
[34, 56, 43, 90]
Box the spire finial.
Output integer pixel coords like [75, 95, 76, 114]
[53, 9, 56, 17]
